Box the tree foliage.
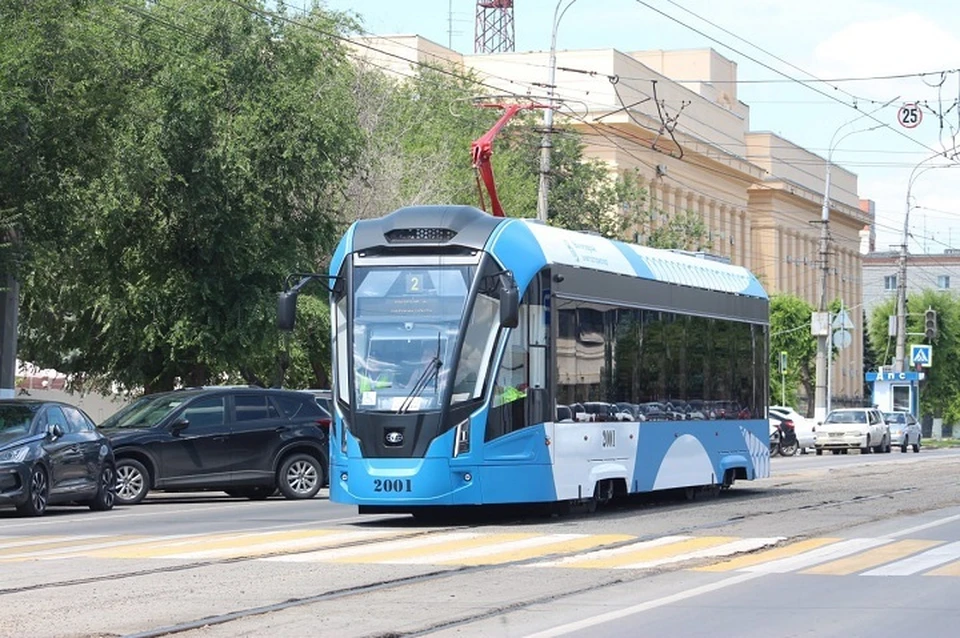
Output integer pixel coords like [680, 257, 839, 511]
[3, 1, 717, 394]
[769, 294, 817, 411]
[3, 0, 363, 392]
[868, 291, 960, 423]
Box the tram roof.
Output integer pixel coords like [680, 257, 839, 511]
[336, 205, 767, 300]
[491, 219, 768, 300]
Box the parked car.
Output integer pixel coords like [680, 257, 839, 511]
[98, 387, 329, 505]
[769, 406, 817, 452]
[582, 402, 616, 422]
[816, 407, 891, 455]
[309, 389, 332, 416]
[882, 411, 922, 453]
[0, 399, 115, 516]
[304, 389, 332, 433]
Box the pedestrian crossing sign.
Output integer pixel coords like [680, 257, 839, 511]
[910, 344, 932, 367]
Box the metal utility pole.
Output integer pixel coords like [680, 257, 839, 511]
[813, 169, 831, 423]
[0, 274, 18, 399]
[895, 157, 959, 371]
[537, 0, 580, 223]
[812, 105, 891, 423]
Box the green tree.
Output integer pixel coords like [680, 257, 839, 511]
[769, 294, 817, 411]
[4, 1, 363, 392]
[645, 208, 712, 251]
[868, 291, 960, 423]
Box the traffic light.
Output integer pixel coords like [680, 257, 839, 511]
[924, 308, 938, 340]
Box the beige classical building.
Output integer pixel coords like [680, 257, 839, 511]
[348, 36, 872, 406]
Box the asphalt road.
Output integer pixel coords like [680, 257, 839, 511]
[1, 448, 959, 638]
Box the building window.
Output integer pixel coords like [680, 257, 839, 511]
[883, 275, 897, 291]
[938, 275, 950, 290]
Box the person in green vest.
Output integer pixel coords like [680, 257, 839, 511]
[358, 370, 392, 393]
[493, 383, 526, 408]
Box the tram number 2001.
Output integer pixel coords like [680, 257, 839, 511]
[373, 479, 413, 493]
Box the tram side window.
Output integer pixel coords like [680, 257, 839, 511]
[485, 270, 551, 440]
[556, 299, 765, 421]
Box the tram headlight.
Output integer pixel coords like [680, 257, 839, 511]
[453, 418, 470, 457]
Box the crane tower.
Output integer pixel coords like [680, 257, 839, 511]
[474, 0, 515, 53]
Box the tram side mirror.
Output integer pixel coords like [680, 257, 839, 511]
[499, 272, 519, 329]
[277, 291, 299, 332]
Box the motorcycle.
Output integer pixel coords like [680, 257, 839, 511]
[770, 417, 799, 457]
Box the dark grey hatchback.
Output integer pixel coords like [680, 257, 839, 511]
[98, 387, 329, 505]
[0, 399, 115, 516]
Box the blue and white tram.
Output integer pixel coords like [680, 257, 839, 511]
[313, 205, 769, 514]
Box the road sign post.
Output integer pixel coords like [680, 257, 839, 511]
[910, 344, 932, 368]
[779, 351, 787, 405]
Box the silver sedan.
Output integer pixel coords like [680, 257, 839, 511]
[882, 411, 922, 453]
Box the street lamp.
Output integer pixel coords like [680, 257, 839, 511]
[812, 99, 894, 423]
[894, 156, 959, 371]
[536, 0, 581, 223]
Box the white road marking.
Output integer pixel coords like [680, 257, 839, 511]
[613, 537, 783, 570]
[741, 538, 892, 574]
[862, 541, 960, 576]
[390, 534, 587, 564]
[525, 572, 766, 637]
[536, 535, 691, 567]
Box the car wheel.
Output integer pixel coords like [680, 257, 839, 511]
[88, 464, 116, 511]
[816, 448, 823, 456]
[901, 442, 907, 453]
[16, 465, 49, 517]
[913, 438, 921, 453]
[861, 436, 871, 454]
[277, 453, 323, 500]
[115, 459, 150, 505]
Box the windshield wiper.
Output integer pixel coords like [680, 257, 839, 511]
[397, 357, 442, 415]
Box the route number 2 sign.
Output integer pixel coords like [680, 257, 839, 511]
[898, 103, 922, 129]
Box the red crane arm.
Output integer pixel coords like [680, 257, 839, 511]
[470, 103, 547, 217]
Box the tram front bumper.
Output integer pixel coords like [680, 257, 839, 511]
[330, 457, 481, 506]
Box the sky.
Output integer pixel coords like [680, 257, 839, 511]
[304, 0, 960, 255]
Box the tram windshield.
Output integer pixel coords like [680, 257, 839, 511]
[351, 265, 473, 412]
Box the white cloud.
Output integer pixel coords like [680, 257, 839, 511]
[815, 13, 960, 75]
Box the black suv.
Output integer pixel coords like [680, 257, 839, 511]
[98, 387, 328, 505]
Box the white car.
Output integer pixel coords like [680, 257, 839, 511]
[816, 408, 891, 455]
[769, 406, 816, 452]
[882, 411, 922, 453]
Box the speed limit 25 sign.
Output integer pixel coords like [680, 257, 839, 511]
[898, 103, 923, 129]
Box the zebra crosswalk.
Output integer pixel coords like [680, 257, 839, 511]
[697, 536, 960, 577]
[2, 528, 960, 576]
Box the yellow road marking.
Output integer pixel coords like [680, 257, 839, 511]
[569, 536, 738, 569]
[695, 537, 840, 572]
[453, 534, 635, 566]
[346, 533, 538, 564]
[93, 530, 342, 559]
[927, 559, 960, 576]
[803, 539, 943, 575]
[0, 536, 127, 557]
